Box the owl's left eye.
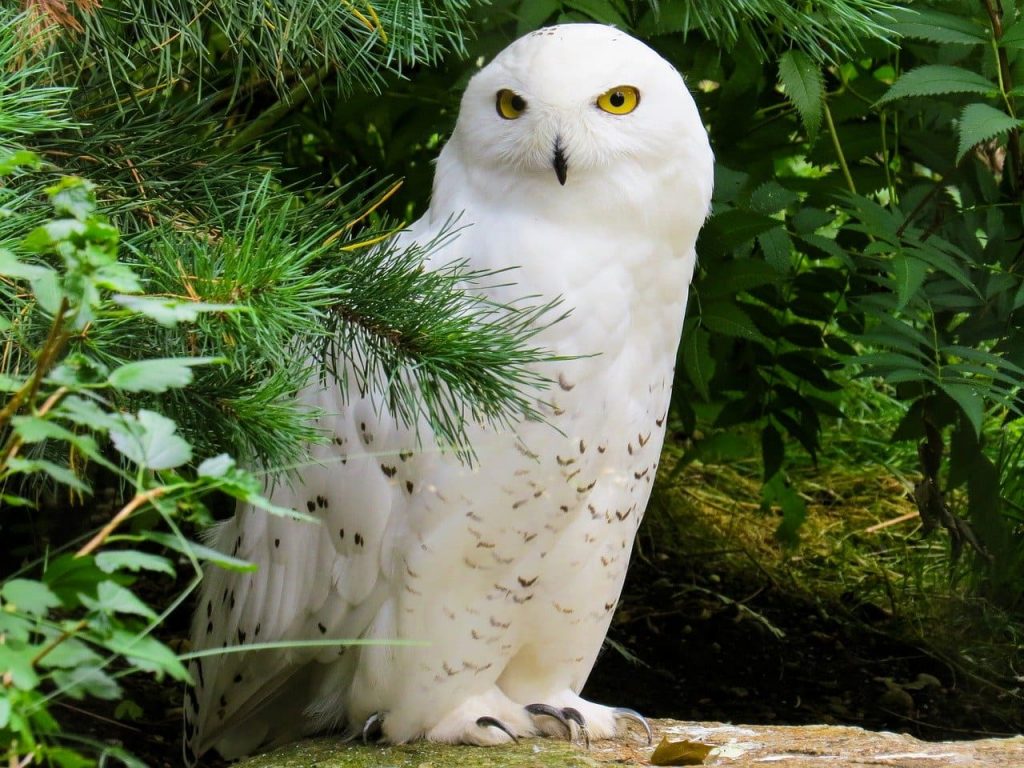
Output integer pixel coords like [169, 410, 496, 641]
[496, 89, 527, 119]
[597, 85, 640, 115]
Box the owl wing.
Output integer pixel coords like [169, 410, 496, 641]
[185, 221, 462, 762]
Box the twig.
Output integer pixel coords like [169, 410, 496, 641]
[30, 619, 88, 667]
[0, 298, 69, 430]
[864, 511, 920, 533]
[982, 0, 1022, 190]
[75, 487, 167, 557]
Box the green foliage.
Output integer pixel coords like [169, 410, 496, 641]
[5, 0, 1024, 761]
[0, 154, 302, 766]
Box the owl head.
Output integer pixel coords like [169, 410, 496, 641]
[449, 24, 709, 192]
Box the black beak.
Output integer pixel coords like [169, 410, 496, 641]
[553, 141, 568, 186]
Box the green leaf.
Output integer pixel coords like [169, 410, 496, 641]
[113, 295, 240, 327]
[95, 550, 175, 576]
[36, 636, 101, 669]
[107, 357, 221, 393]
[764, 473, 806, 544]
[890, 7, 988, 45]
[5, 457, 88, 492]
[46, 177, 96, 221]
[699, 300, 769, 343]
[110, 409, 192, 469]
[701, 259, 778, 299]
[0, 697, 10, 729]
[892, 253, 928, 310]
[515, 0, 560, 35]
[105, 629, 189, 682]
[2, 578, 61, 616]
[877, 65, 995, 105]
[0, 150, 40, 176]
[0, 646, 39, 690]
[956, 103, 1023, 161]
[81, 581, 157, 619]
[701, 210, 780, 257]
[940, 382, 984, 437]
[197, 453, 235, 478]
[1000, 20, 1024, 50]
[681, 326, 715, 401]
[778, 49, 824, 135]
[0, 249, 56, 281]
[52, 666, 122, 700]
[561, 0, 627, 27]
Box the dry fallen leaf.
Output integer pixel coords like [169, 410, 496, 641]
[650, 736, 713, 766]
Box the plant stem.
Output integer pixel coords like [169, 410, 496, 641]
[981, 0, 1022, 191]
[30, 619, 88, 667]
[226, 65, 331, 151]
[0, 298, 70, 431]
[75, 487, 167, 557]
[824, 100, 857, 194]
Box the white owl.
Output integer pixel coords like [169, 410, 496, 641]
[184, 23, 713, 763]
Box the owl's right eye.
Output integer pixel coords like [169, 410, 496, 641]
[496, 89, 527, 119]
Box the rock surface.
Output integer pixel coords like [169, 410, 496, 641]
[232, 719, 1024, 768]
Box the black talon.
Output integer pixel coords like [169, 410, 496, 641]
[525, 703, 573, 739]
[476, 716, 519, 743]
[361, 712, 384, 744]
[561, 707, 590, 749]
[613, 707, 652, 746]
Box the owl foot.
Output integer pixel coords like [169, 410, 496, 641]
[614, 707, 653, 745]
[423, 689, 536, 745]
[361, 712, 384, 743]
[525, 703, 587, 746]
[524, 692, 652, 745]
[475, 716, 519, 743]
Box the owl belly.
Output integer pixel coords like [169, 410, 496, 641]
[338, 293, 680, 738]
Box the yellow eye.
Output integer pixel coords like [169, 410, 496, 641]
[597, 85, 640, 115]
[496, 89, 527, 120]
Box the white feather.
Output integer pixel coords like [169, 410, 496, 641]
[185, 23, 712, 763]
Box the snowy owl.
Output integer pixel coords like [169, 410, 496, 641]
[184, 23, 713, 763]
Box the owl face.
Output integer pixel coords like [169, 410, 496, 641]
[452, 24, 703, 189]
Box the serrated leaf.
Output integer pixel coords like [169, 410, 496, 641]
[1000, 20, 1024, 50]
[95, 550, 175, 576]
[0, 249, 56, 281]
[52, 666, 122, 700]
[198, 453, 235, 478]
[46, 177, 96, 221]
[877, 65, 995, 105]
[940, 382, 984, 437]
[892, 253, 928, 310]
[700, 210, 780, 258]
[0, 646, 39, 690]
[81, 581, 157, 619]
[701, 259, 778, 299]
[5, 457, 88, 492]
[105, 629, 189, 682]
[2, 578, 61, 615]
[956, 103, 1022, 161]
[36, 635, 101, 669]
[107, 357, 221, 393]
[109, 409, 192, 470]
[113, 295, 240, 327]
[700, 301, 769, 343]
[778, 49, 823, 136]
[890, 7, 988, 45]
